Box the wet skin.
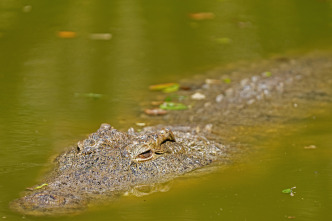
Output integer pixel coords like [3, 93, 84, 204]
[12, 125, 225, 215]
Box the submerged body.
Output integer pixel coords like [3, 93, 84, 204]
[11, 52, 332, 215]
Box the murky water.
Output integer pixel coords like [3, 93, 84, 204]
[0, 0, 331, 220]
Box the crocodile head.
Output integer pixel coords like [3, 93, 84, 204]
[11, 123, 225, 216]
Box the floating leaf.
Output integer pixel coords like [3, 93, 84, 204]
[162, 84, 179, 93]
[262, 71, 272, 77]
[304, 145, 317, 149]
[89, 33, 112, 40]
[205, 79, 221, 85]
[180, 85, 191, 90]
[282, 188, 292, 194]
[86, 93, 103, 99]
[160, 102, 188, 110]
[35, 183, 48, 190]
[189, 12, 215, 20]
[151, 101, 164, 106]
[57, 31, 76, 39]
[144, 108, 167, 116]
[282, 186, 296, 195]
[223, 78, 231, 84]
[149, 83, 178, 91]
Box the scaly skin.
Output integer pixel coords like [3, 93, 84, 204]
[12, 124, 225, 215]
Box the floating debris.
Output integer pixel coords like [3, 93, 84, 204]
[237, 21, 252, 29]
[216, 94, 224, 103]
[262, 71, 272, 77]
[191, 92, 206, 100]
[162, 84, 179, 93]
[180, 85, 191, 90]
[34, 183, 48, 190]
[205, 79, 221, 85]
[304, 145, 317, 149]
[160, 102, 188, 110]
[189, 12, 215, 20]
[57, 31, 77, 39]
[89, 33, 112, 40]
[204, 124, 213, 133]
[282, 186, 296, 196]
[149, 83, 176, 90]
[22, 5, 32, 13]
[151, 101, 164, 106]
[223, 78, 231, 84]
[149, 83, 179, 93]
[144, 108, 167, 116]
[74, 93, 103, 99]
[135, 122, 146, 127]
[282, 189, 292, 194]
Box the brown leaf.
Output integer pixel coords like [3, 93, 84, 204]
[189, 12, 215, 21]
[144, 108, 168, 116]
[57, 31, 77, 39]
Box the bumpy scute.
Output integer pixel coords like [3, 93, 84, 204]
[11, 124, 225, 216]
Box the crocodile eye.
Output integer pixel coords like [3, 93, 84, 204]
[136, 150, 153, 161]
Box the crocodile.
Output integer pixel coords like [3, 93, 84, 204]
[11, 51, 332, 216]
[12, 125, 228, 216]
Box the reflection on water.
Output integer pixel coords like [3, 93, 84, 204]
[0, 0, 331, 220]
[73, 108, 331, 221]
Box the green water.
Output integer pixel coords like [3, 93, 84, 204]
[0, 0, 331, 220]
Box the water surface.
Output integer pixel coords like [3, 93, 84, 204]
[0, 0, 331, 220]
